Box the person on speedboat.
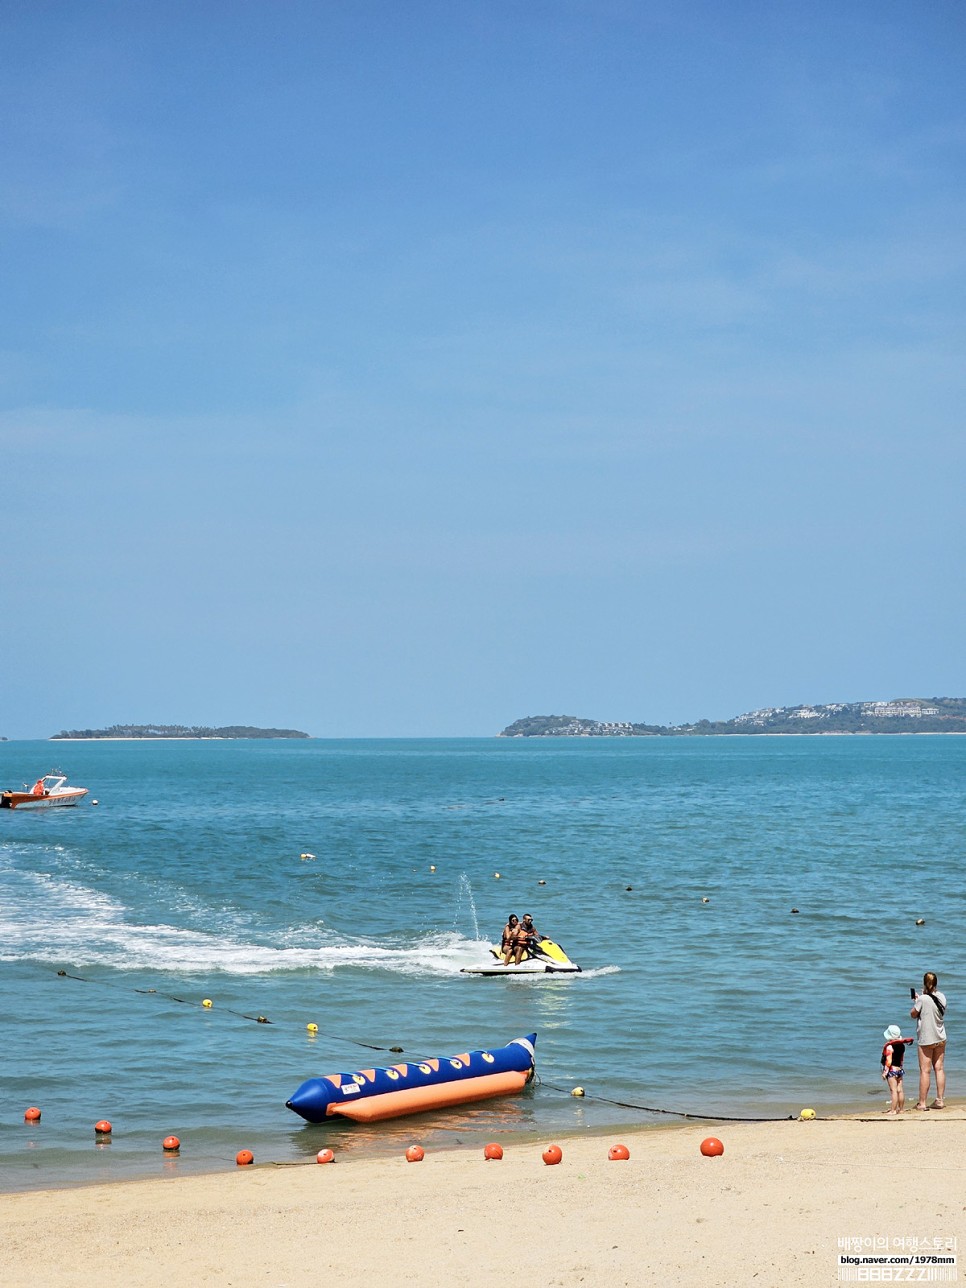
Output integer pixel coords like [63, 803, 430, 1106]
[509, 913, 544, 965]
[500, 914, 521, 965]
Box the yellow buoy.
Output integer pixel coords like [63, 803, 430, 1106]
[307, 1023, 319, 1034]
[202, 999, 213, 1008]
[799, 1108, 816, 1121]
[494, 872, 501, 879]
[571, 1086, 585, 1097]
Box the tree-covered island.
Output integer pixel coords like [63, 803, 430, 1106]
[51, 725, 311, 740]
[501, 698, 966, 737]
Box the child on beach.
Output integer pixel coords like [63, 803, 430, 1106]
[881, 1024, 915, 1114]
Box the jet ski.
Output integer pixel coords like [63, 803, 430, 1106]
[461, 937, 582, 976]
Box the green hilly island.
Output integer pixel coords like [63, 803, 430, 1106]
[500, 698, 966, 737]
[50, 725, 310, 740]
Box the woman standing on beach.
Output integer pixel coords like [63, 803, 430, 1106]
[911, 972, 947, 1110]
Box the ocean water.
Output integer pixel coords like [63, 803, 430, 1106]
[0, 735, 962, 1191]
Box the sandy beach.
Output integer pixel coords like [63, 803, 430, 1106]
[1, 1111, 962, 1288]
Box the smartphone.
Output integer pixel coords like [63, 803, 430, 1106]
[910, 987, 917, 1000]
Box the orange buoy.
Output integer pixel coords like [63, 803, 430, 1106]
[405, 1145, 425, 1162]
[162, 1135, 180, 1152]
[235, 1150, 254, 1166]
[542, 1144, 563, 1166]
[316, 1148, 335, 1164]
[483, 1142, 504, 1160]
[24, 1107, 41, 1122]
[608, 1144, 630, 1161]
[700, 1137, 724, 1157]
[94, 1120, 112, 1135]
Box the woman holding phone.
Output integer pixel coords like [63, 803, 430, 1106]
[911, 972, 947, 1109]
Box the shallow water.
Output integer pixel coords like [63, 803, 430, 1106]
[1, 735, 961, 1189]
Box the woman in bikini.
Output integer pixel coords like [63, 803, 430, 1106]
[911, 971, 947, 1109]
[500, 915, 520, 966]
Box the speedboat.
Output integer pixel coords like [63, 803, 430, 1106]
[1, 774, 89, 809]
[461, 937, 582, 976]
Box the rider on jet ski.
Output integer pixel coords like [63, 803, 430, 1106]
[506, 913, 544, 966]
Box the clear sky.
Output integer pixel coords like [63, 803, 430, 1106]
[2, 0, 964, 738]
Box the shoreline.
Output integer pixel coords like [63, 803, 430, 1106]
[0, 1090, 916, 1197]
[499, 729, 966, 738]
[8, 730, 965, 743]
[1, 1112, 961, 1286]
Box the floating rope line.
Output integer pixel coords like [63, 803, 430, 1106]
[53, 969, 405, 1053]
[50, 969, 802, 1118]
[535, 1075, 796, 1123]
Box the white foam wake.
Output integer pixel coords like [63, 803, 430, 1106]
[0, 864, 493, 976]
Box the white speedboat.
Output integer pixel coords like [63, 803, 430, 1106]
[1, 774, 89, 809]
[461, 938, 582, 976]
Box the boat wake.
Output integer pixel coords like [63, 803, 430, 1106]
[0, 850, 594, 979]
[0, 862, 494, 975]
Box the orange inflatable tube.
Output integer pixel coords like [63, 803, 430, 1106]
[328, 1069, 530, 1122]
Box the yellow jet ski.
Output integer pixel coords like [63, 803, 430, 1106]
[461, 938, 582, 975]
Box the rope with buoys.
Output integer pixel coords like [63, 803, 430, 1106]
[535, 1075, 796, 1123]
[52, 969, 406, 1054]
[55, 969, 275, 1024]
[50, 968, 793, 1113]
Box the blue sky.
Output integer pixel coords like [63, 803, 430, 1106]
[2, 0, 964, 738]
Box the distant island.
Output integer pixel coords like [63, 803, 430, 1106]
[500, 698, 966, 737]
[50, 725, 311, 740]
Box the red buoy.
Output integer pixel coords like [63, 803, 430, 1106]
[608, 1143, 630, 1161]
[23, 1107, 41, 1122]
[316, 1148, 335, 1164]
[700, 1137, 724, 1157]
[235, 1150, 254, 1166]
[405, 1145, 425, 1162]
[483, 1142, 504, 1161]
[94, 1120, 112, 1135]
[542, 1144, 563, 1166]
[162, 1135, 180, 1152]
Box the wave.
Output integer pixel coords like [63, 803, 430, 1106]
[0, 864, 494, 976]
[0, 847, 598, 980]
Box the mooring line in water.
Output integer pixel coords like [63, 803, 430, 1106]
[49, 970, 791, 1109]
[535, 1075, 795, 1123]
[52, 968, 406, 1053]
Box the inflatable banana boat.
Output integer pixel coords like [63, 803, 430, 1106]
[285, 1034, 536, 1124]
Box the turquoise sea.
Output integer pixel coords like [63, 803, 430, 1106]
[0, 735, 962, 1191]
